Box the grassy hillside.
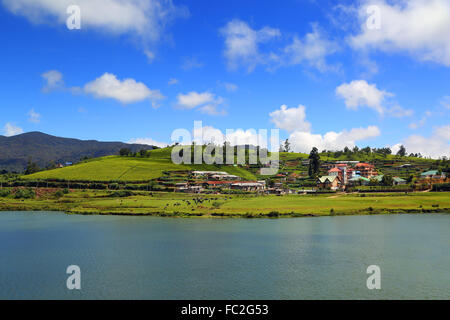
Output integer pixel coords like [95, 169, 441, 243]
[22, 146, 441, 183]
[24, 149, 257, 182]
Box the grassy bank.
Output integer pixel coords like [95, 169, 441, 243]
[0, 189, 449, 218]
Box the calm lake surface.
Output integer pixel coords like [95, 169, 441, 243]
[0, 211, 448, 300]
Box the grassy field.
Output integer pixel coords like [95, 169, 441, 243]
[24, 155, 257, 182]
[1, 189, 449, 218]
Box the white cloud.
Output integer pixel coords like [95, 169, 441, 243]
[128, 137, 168, 148]
[289, 126, 381, 153]
[275, 23, 340, 72]
[269, 103, 380, 152]
[168, 78, 179, 85]
[220, 19, 281, 72]
[177, 92, 214, 109]
[336, 80, 393, 115]
[269, 104, 311, 133]
[394, 125, 450, 158]
[221, 20, 339, 73]
[27, 109, 41, 123]
[84, 73, 164, 106]
[176, 91, 226, 116]
[2, 0, 188, 45]
[192, 126, 271, 148]
[387, 105, 414, 118]
[349, 0, 450, 67]
[41, 70, 63, 92]
[3, 123, 24, 137]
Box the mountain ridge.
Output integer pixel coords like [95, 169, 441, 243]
[0, 131, 156, 172]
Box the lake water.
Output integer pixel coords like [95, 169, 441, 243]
[0, 211, 448, 300]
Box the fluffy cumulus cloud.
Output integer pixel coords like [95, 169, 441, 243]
[394, 125, 450, 158]
[84, 73, 164, 106]
[2, 123, 24, 137]
[336, 80, 414, 117]
[336, 80, 391, 114]
[220, 19, 281, 72]
[2, 0, 188, 45]
[128, 137, 168, 148]
[269, 104, 380, 153]
[269, 104, 311, 133]
[220, 20, 338, 73]
[288, 126, 381, 153]
[273, 23, 340, 72]
[176, 91, 226, 116]
[349, 0, 450, 67]
[192, 125, 274, 149]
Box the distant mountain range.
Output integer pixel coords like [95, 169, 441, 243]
[0, 132, 155, 172]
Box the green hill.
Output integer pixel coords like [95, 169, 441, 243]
[22, 145, 443, 183]
[23, 147, 257, 182]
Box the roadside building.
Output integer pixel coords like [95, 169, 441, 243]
[317, 175, 342, 190]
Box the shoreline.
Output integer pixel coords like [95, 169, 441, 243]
[1, 207, 449, 219]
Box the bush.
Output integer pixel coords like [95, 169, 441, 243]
[0, 189, 11, 197]
[63, 188, 69, 194]
[14, 188, 35, 199]
[110, 190, 134, 197]
[54, 190, 64, 199]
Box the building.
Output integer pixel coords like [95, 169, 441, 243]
[317, 175, 342, 190]
[175, 183, 204, 193]
[211, 174, 240, 181]
[192, 171, 228, 178]
[231, 182, 265, 192]
[354, 163, 377, 178]
[347, 176, 370, 186]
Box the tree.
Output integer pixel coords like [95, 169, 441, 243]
[119, 148, 131, 156]
[25, 157, 40, 175]
[308, 147, 320, 177]
[397, 145, 406, 157]
[139, 149, 147, 157]
[283, 139, 291, 153]
[381, 175, 394, 187]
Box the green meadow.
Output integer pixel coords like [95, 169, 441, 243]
[1, 189, 448, 218]
[24, 155, 257, 181]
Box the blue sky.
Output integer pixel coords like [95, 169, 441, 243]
[0, 0, 449, 157]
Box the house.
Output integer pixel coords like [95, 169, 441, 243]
[211, 174, 240, 181]
[317, 175, 342, 190]
[420, 170, 445, 179]
[347, 176, 370, 186]
[393, 177, 407, 185]
[203, 181, 237, 189]
[231, 182, 266, 192]
[175, 183, 204, 193]
[192, 171, 228, 178]
[419, 170, 447, 185]
[354, 163, 377, 178]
